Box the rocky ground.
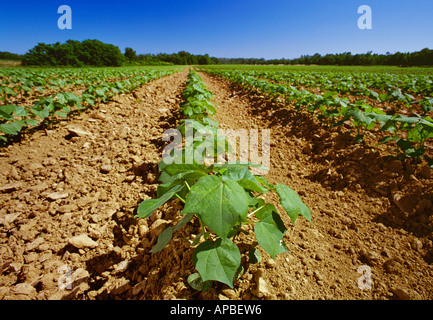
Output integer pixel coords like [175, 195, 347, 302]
[0, 69, 432, 300]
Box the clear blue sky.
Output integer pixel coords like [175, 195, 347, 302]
[1, 0, 432, 59]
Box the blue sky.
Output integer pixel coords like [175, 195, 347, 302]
[1, 0, 432, 59]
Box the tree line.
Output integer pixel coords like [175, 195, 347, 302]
[3, 40, 432, 67]
[0, 51, 22, 61]
[124, 47, 218, 65]
[16, 40, 218, 66]
[220, 48, 433, 66]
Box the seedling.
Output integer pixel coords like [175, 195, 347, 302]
[135, 70, 312, 289]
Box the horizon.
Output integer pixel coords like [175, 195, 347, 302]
[5, 41, 432, 61]
[1, 0, 432, 60]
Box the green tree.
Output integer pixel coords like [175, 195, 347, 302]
[22, 39, 125, 67]
[124, 47, 137, 62]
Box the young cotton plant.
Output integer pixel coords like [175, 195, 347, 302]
[135, 69, 312, 289]
[136, 139, 312, 289]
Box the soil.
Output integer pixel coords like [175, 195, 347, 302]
[1, 68, 432, 300]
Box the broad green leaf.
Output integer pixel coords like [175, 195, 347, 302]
[159, 162, 207, 175]
[0, 111, 13, 121]
[183, 106, 193, 116]
[0, 105, 25, 118]
[135, 184, 183, 218]
[95, 88, 106, 97]
[253, 203, 278, 220]
[275, 184, 311, 224]
[379, 93, 389, 102]
[177, 118, 208, 135]
[221, 163, 268, 193]
[396, 138, 412, 151]
[255, 175, 275, 190]
[159, 146, 209, 174]
[55, 111, 68, 118]
[156, 170, 206, 198]
[193, 238, 241, 288]
[64, 92, 81, 105]
[248, 195, 259, 207]
[150, 227, 173, 253]
[0, 122, 22, 135]
[236, 179, 268, 193]
[7, 105, 27, 117]
[187, 272, 212, 291]
[183, 175, 249, 238]
[379, 136, 397, 144]
[56, 93, 67, 104]
[31, 107, 50, 119]
[255, 210, 289, 258]
[25, 118, 38, 126]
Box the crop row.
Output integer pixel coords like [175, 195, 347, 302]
[260, 69, 431, 96]
[204, 68, 433, 114]
[0, 67, 176, 101]
[201, 68, 433, 165]
[135, 69, 312, 290]
[204, 66, 433, 97]
[0, 67, 180, 142]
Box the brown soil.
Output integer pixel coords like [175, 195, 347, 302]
[1, 68, 432, 300]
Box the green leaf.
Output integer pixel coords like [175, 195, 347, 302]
[25, 119, 39, 127]
[55, 111, 68, 118]
[173, 212, 194, 231]
[379, 136, 397, 144]
[255, 175, 275, 190]
[158, 159, 207, 176]
[183, 175, 249, 238]
[156, 170, 205, 198]
[187, 272, 212, 291]
[255, 210, 289, 258]
[253, 203, 278, 220]
[156, 181, 184, 199]
[0, 105, 25, 119]
[221, 163, 268, 193]
[135, 184, 183, 218]
[0, 122, 22, 135]
[95, 88, 106, 97]
[396, 138, 412, 151]
[150, 227, 173, 253]
[379, 92, 389, 102]
[0, 111, 13, 122]
[193, 238, 241, 288]
[56, 93, 67, 104]
[31, 107, 50, 119]
[248, 246, 261, 264]
[275, 184, 311, 224]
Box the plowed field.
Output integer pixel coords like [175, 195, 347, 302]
[1, 68, 432, 300]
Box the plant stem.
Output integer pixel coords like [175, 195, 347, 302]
[174, 193, 185, 204]
[185, 181, 191, 191]
[198, 215, 208, 240]
[248, 204, 266, 218]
